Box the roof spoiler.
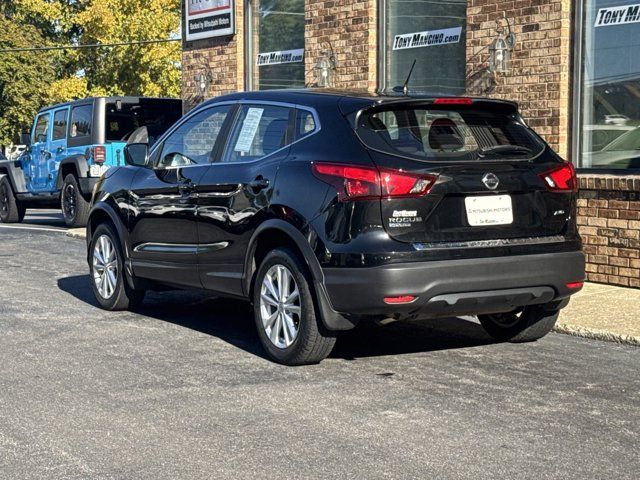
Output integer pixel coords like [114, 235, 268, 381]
[340, 96, 520, 116]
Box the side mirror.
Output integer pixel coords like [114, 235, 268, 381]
[21, 132, 31, 147]
[124, 143, 149, 167]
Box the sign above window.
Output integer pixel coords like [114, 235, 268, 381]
[257, 49, 304, 67]
[595, 4, 640, 27]
[185, 0, 234, 41]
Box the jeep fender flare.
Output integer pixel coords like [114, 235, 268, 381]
[55, 155, 90, 190]
[0, 160, 27, 194]
[245, 219, 357, 331]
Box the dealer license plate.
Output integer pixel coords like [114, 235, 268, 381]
[89, 165, 110, 177]
[464, 195, 513, 226]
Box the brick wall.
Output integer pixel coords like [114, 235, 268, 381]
[466, 0, 572, 158]
[577, 175, 640, 288]
[304, 0, 376, 90]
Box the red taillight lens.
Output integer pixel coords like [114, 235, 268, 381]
[433, 97, 473, 105]
[312, 163, 437, 201]
[566, 281, 584, 290]
[539, 163, 577, 192]
[93, 146, 106, 165]
[383, 295, 416, 304]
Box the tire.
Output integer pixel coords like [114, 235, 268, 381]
[478, 304, 560, 343]
[0, 176, 25, 223]
[253, 248, 336, 365]
[61, 174, 90, 228]
[89, 222, 145, 311]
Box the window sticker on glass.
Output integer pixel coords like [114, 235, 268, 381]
[235, 108, 264, 152]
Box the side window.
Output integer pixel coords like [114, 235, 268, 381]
[70, 105, 92, 138]
[33, 113, 50, 143]
[295, 109, 317, 139]
[222, 104, 291, 163]
[158, 105, 231, 168]
[52, 109, 68, 141]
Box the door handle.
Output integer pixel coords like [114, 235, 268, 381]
[248, 177, 269, 191]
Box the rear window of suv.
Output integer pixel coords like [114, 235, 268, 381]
[105, 100, 182, 144]
[355, 105, 545, 162]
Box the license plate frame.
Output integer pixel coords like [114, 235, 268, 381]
[464, 194, 514, 227]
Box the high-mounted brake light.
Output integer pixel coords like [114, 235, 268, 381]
[539, 162, 577, 192]
[93, 146, 106, 165]
[433, 98, 473, 105]
[311, 163, 437, 201]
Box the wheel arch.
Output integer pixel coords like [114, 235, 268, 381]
[244, 219, 357, 331]
[56, 155, 89, 190]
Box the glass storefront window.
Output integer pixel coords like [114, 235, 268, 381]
[577, 1, 640, 170]
[380, 0, 467, 95]
[247, 0, 305, 90]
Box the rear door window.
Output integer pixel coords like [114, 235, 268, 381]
[52, 109, 68, 141]
[221, 104, 292, 163]
[357, 105, 544, 162]
[70, 105, 92, 138]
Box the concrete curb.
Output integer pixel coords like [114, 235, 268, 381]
[554, 323, 640, 347]
[66, 229, 86, 240]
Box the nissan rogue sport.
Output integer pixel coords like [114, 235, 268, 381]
[86, 90, 585, 365]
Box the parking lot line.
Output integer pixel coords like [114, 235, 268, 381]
[0, 224, 67, 233]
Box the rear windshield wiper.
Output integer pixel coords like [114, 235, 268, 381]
[478, 145, 532, 157]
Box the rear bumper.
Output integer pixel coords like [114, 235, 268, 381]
[322, 251, 585, 319]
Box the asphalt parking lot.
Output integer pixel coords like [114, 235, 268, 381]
[0, 211, 639, 479]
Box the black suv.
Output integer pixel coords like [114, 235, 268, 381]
[86, 90, 585, 365]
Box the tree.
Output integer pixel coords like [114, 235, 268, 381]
[0, 15, 55, 144]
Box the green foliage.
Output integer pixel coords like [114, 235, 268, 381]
[0, 15, 55, 145]
[0, 0, 181, 144]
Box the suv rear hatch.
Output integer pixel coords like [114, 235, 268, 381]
[351, 98, 577, 245]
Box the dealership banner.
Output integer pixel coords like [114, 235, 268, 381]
[256, 49, 304, 66]
[185, 0, 234, 41]
[392, 26, 462, 51]
[595, 3, 640, 27]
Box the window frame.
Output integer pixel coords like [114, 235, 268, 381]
[571, 0, 640, 174]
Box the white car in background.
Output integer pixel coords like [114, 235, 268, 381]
[604, 114, 631, 125]
[588, 126, 640, 169]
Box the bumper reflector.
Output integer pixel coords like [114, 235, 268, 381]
[566, 281, 584, 290]
[383, 295, 416, 305]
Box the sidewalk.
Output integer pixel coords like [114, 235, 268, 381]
[556, 282, 640, 345]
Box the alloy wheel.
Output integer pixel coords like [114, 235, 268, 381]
[93, 235, 118, 299]
[62, 183, 76, 220]
[259, 264, 301, 349]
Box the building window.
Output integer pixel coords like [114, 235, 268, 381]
[575, 1, 640, 170]
[380, 0, 467, 95]
[246, 0, 305, 90]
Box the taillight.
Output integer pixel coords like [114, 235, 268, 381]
[539, 163, 577, 192]
[311, 163, 437, 201]
[433, 97, 473, 105]
[93, 146, 106, 164]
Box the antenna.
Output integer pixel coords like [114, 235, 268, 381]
[402, 59, 417, 96]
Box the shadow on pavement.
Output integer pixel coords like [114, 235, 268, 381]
[57, 274, 495, 361]
[23, 210, 67, 228]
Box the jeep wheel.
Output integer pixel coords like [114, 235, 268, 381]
[0, 176, 25, 223]
[253, 248, 336, 365]
[61, 174, 90, 228]
[90, 223, 145, 311]
[478, 304, 560, 343]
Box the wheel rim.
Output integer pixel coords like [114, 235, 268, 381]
[259, 264, 301, 349]
[93, 235, 118, 300]
[0, 183, 8, 214]
[62, 183, 76, 220]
